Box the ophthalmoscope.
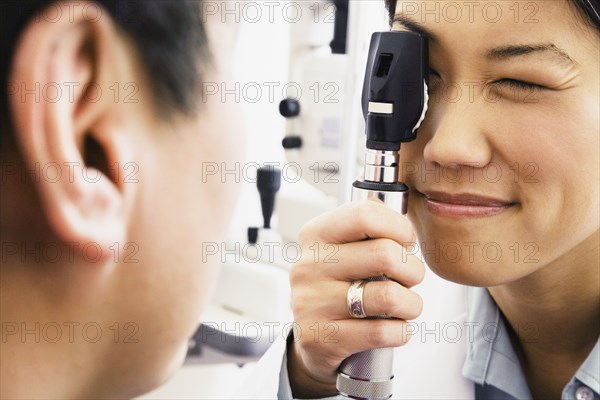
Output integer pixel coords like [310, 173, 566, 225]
[336, 31, 429, 400]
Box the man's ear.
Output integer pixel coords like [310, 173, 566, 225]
[8, 3, 135, 253]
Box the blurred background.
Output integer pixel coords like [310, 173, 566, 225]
[141, 1, 389, 397]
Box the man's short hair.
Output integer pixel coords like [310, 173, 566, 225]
[0, 0, 209, 137]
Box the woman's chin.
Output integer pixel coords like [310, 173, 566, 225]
[426, 259, 522, 288]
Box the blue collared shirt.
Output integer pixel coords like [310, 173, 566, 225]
[463, 287, 599, 400]
[278, 286, 600, 399]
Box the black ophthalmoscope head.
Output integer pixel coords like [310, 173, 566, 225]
[362, 31, 429, 151]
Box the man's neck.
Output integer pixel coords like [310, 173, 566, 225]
[1, 257, 103, 399]
[489, 230, 600, 399]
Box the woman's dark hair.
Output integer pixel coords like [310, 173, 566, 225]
[0, 1, 209, 137]
[384, 0, 600, 31]
[570, 0, 600, 30]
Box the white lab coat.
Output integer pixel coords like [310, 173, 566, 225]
[234, 269, 476, 399]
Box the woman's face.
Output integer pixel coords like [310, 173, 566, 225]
[396, 0, 599, 286]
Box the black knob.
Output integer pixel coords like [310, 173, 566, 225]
[282, 136, 303, 149]
[330, 0, 348, 54]
[256, 167, 282, 229]
[279, 98, 300, 118]
[247, 227, 259, 244]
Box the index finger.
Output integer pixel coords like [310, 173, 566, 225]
[298, 199, 416, 246]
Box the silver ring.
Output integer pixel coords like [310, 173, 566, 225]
[347, 280, 368, 318]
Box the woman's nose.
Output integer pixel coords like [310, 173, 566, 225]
[422, 93, 494, 170]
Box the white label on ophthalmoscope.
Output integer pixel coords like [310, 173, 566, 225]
[368, 102, 393, 114]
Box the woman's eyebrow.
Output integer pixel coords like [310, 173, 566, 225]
[487, 44, 574, 65]
[393, 14, 573, 66]
[392, 14, 437, 41]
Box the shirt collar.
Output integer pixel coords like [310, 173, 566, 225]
[575, 338, 600, 393]
[461, 286, 532, 399]
[462, 286, 600, 399]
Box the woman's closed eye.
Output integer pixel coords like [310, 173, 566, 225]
[427, 69, 549, 94]
[493, 78, 548, 91]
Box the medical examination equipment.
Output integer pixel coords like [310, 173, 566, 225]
[185, 0, 395, 370]
[279, 0, 347, 200]
[187, 2, 352, 365]
[336, 32, 429, 399]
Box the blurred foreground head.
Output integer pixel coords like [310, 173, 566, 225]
[1, 1, 242, 398]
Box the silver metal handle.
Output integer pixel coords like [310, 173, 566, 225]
[336, 185, 408, 399]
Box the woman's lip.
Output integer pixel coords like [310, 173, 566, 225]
[418, 191, 515, 218]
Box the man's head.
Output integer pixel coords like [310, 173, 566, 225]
[1, 1, 242, 398]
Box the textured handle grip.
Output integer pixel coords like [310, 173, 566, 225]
[337, 347, 394, 399]
[337, 277, 395, 400]
[336, 186, 408, 399]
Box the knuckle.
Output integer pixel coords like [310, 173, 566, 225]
[289, 264, 306, 286]
[351, 201, 375, 230]
[394, 321, 412, 346]
[415, 295, 424, 316]
[410, 230, 417, 244]
[298, 247, 319, 266]
[409, 293, 424, 320]
[413, 261, 426, 285]
[367, 321, 392, 347]
[329, 352, 348, 370]
[376, 282, 399, 312]
[298, 211, 330, 246]
[299, 333, 319, 350]
[402, 253, 426, 287]
[302, 344, 340, 373]
[289, 291, 303, 313]
[322, 353, 342, 371]
[372, 239, 399, 276]
[291, 289, 313, 313]
[404, 292, 421, 320]
[402, 292, 423, 320]
[403, 228, 417, 246]
[298, 223, 317, 247]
